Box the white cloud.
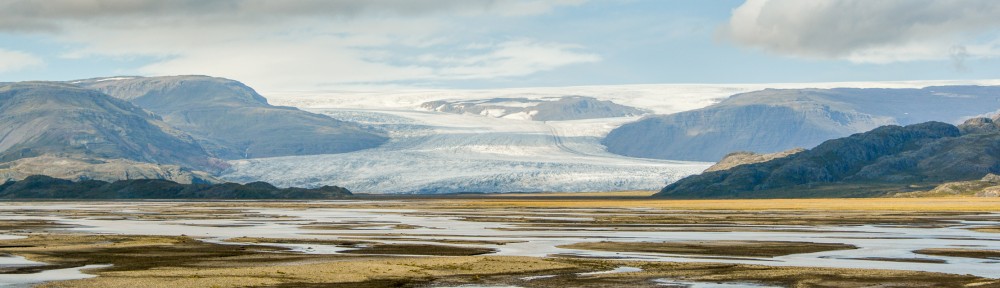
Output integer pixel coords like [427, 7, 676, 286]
[721, 0, 1000, 64]
[431, 40, 601, 79]
[0, 0, 594, 90]
[0, 49, 43, 73]
[493, 0, 587, 16]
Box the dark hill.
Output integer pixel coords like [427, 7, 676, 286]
[0, 175, 351, 199]
[655, 120, 1000, 198]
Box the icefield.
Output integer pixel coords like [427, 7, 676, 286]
[222, 81, 1000, 193]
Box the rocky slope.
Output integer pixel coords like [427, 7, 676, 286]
[0, 155, 220, 184]
[895, 173, 1000, 197]
[77, 76, 388, 159]
[704, 148, 805, 172]
[0, 175, 351, 199]
[655, 119, 1000, 198]
[0, 82, 216, 170]
[605, 86, 1000, 161]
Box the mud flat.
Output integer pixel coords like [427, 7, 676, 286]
[0, 220, 71, 231]
[969, 226, 1000, 233]
[0, 233, 991, 288]
[558, 240, 858, 258]
[228, 237, 496, 256]
[0, 199, 998, 287]
[913, 248, 1000, 260]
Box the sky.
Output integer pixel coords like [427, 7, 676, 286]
[1, 0, 999, 91]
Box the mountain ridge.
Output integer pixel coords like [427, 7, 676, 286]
[77, 75, 389, 159]
[655, 119, 1000, 198]
[0, 81, 217, 170]
[0, 155, 220, 184]
[605, 86, 1000, 162]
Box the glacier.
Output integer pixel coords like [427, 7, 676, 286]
[220, 81, 1000, 193]
[221, 108, 711, 193]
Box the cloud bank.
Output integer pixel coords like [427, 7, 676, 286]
[0, 0, 594, 90]
[0, 0, 583, 31]
[0, 49, 43, 73]
[721, 0, 1000, 64]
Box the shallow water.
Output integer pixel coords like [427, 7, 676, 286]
[576, 266, 642, 276]
[654, 278, 782, 288]
[0, 255, 40, 268]
[0, 234, 108, 287]
[433, 284, 523, 288]
[0, 202, 998, 278]
[0, 264, 110, 287]
[0, 235, 40, 272]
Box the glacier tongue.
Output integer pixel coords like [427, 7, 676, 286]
[219, 107, 710, 194]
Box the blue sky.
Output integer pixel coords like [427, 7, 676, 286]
[1, 0, 999, 91]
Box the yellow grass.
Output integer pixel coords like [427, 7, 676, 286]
[484, 190, 657, 197]
[433, 197, 1000, 212]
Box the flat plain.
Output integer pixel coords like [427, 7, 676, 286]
[0, 196, 998, 287]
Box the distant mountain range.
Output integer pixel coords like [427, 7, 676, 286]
[604, 86, 1000, 162]
[0, 76, 387, 185]
[421, 96, 648, 121]
[4, 76, 1000, 197]
[656, 117, 1000, 198]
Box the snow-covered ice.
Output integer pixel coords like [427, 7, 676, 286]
[220, 106, 710, 193]
[222, 81, 1000, 193]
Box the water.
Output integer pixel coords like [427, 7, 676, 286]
[432, 286, 523, 288]
[0, 265, 111, 287]
[0, 255, 40, 268]
[576, 266, 643, 276]
[654, 278, 782, 288]
[0, 202, 997, 278]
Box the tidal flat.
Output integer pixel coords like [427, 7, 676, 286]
[0, 197, 998, 287]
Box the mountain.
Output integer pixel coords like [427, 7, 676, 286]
[0, 82, 216, 170]
[76, 76, 388, 159]
[0, 175, 351, 199]
[655, 119, 1000, 198]
[604, 86, 1000, 162]
[0, 155, 220, 184]
[421, 96, 648, 121]
[895, 173, 1000, 198]
[703, 148, 804, 173]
